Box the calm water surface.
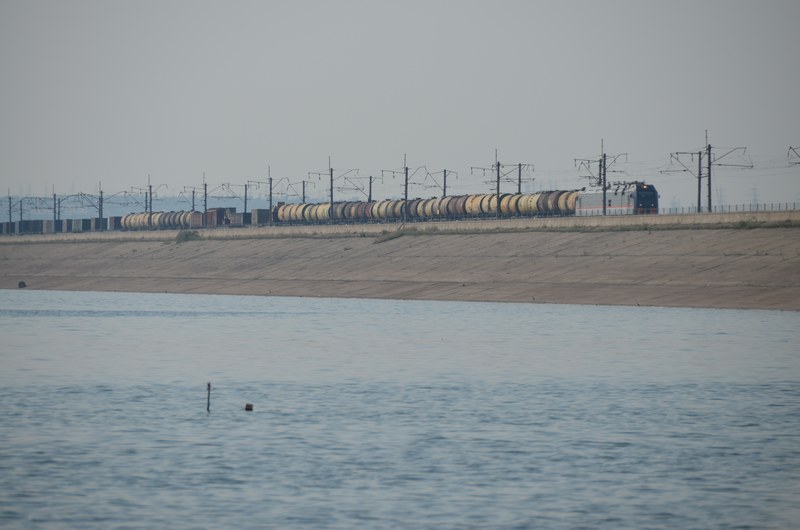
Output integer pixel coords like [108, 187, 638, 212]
[1, 290, 799, 528]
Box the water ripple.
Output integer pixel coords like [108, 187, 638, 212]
[0, 290, 799, 528]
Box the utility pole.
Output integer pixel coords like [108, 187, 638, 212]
[698, 149, 703, 212]
[203, 174, 208, 228]
[266, 167, 275, 225]
[222, 183, 250, 214]
[130, 185, 149, 222]
[665, 132, 752, 213]
[602, 153, 607, 215]
[425, 169, 456, 198]
[382, 155, 425, 225]
[707, 140, 712, 213]
[310, 158, 358, 223]
[575, 141, 626, 216]
[472, 150, 534, 218]
[143, 178, 166, 228]
[341, 176, 378, 203]
[665, 149, 704, 213]
[250, 169, 289, 226]
[182, 186, 202, 212]
[260, 167, 274, 224]
[404, 162, 409, 223]
[284, 179, 314, 205]
[65, 189, 110, 231]
[495, 158, 501, 219]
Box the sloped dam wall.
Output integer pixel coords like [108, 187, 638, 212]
[2, 212, 799, 310]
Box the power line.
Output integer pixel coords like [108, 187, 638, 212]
[423, 169, 458, 197]
[249, 167, 291, 225]
[662, 131, 752, 212]
[381, 154, 426, 225]
[471, 149, 534, 218]
[309, 157, 358, 222]
[336, 175, 380, 202]
[575, 140, 627, 216]
[284, 179, 316, 204]
[789, 146, 800, 166]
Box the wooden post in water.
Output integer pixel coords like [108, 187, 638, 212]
[207, 382, 211, 412]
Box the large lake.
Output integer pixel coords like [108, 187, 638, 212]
[1, 290, 798, 528]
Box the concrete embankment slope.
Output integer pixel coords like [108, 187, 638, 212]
[2, 212, 799, 310]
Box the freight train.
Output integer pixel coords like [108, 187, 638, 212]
[1, 182, 658, 235]
[274, 182, 658, 223]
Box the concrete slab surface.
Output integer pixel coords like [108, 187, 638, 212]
[2, 225, 799, 310]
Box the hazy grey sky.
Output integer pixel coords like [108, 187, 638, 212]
[1, 0, 798, 207]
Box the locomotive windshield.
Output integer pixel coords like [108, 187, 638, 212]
[635, 183, 659, 214]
